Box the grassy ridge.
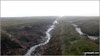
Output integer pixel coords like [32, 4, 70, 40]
[59, 19, 99, 55]
[43, 17, 99, 55]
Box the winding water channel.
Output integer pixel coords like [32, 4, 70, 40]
[71, 22, 98, 40]
[25, 20, 58, 56]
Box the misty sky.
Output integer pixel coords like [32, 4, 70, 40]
[1, 1, 99, 17]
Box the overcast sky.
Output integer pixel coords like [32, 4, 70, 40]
[1, 1, 99, 17]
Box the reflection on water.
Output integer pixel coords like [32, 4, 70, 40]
[72, 24, 84, 35]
